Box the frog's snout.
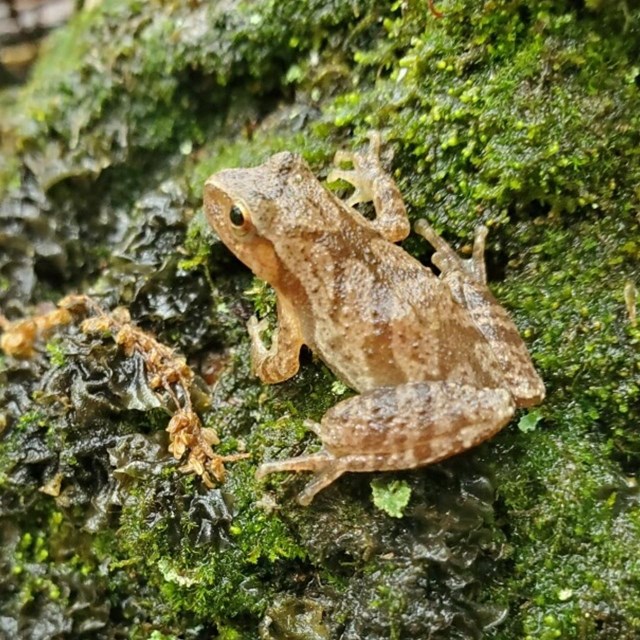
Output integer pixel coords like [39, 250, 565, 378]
[203, 180, 227, 229]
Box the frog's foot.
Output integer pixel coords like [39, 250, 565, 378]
[414, 219, 488, 284]
[247, 297, 304, 384]
[327, 165, 372, 208]
[327, 132, 409, 242]
[247, 315, 270, 351]
[247, 315, 273, 376]
[327, 132, 382, 207]
[256, 451, 347, 506]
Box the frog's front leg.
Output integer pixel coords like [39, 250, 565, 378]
[248, 294, 304, 383]
[256, 381, 515, 505]
[327, 132, 410, 243]
[414, 220, 545, 407]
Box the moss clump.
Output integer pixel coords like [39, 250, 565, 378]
[114, 469, 307, 622]
[324, 2, 640, 226]
[5, 0, 382, 191]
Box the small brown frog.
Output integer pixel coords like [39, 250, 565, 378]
[204, 134, 545, 505]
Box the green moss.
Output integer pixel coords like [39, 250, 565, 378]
[0, 154, 19, 199]
[370, 479, 412, 519]
[114, 466, 306, 623]
[14, 411, 46, 433]
[2, 0, 640, 637]
[149, 632, 177, 640]
[492, 420, 640, 638]
[44, 339, 66, 367]
[314, 2, 640, 230]
[4, 0, 378, 191]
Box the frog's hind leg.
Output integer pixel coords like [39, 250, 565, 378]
[415, 220, 546, 407]
[414, 219, 488, 284]
[296, 463, 348, 507]
[256, 382, 517, 506]
[256, 450, 347, 506]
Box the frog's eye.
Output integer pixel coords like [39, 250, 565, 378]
[228, 203, 253, 236]
[229, 205, 245, 227]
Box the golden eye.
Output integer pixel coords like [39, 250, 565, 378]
[229, 205, 246, 227]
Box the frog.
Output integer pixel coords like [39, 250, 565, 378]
[203, 133, 545, 506]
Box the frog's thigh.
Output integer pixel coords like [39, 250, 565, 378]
[432, 265, 545, 407]
[414, 220, 545, 407]
[257, 382, 515, 505]
[320, 381, 515, 466]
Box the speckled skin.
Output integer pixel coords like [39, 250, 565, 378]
[204, 134, 545, 505]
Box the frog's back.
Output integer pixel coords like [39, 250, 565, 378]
[276, 215, 505, 394]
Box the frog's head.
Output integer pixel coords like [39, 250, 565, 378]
[204, 152, 308, 287]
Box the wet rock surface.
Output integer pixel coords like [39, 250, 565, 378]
[1, 1, 639, 638]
